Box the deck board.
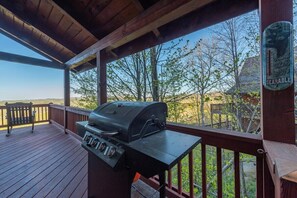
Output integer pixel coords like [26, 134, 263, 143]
[0, 124, 158, 198]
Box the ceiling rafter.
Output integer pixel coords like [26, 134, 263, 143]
[104, 0, 258, 64]
[66, 0, 215, 68]
[0, 51, 65, 70]
[130, 0, 161, 38]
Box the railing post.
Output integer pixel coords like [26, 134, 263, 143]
[48, 103, 52, 124]
[64, 106, 68, 134]
[263, 158, 274, 198]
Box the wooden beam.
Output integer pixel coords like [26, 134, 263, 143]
[130, 0, 161, 38]
[0, 51, 65, 69]
[0, 28, 61, 64]
[103, 0, 258, 64]
[64, 68, 71, 106]
[260, 0, 295, 144]
[66, 0, 214, 68]
[96, 51, 107, 105]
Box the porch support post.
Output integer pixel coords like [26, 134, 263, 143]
[260, 1, 297, 197]
[64, 68, 70, 134]
[260, 0, 295, 144]
[64, 68, 70, 106]
[96, 51, 107, 105]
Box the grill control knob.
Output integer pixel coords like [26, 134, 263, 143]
[83, 134, 91, 142]
[108, 146, 116, 158]
[87, 137, 93, 146]
[91, 138, 99, 147]
[98, 142, 107, 152]
[95, 140, 101, 149]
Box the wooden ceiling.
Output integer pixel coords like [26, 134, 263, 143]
[0, 0, 258, 72]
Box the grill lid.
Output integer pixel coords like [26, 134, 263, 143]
[88, 101, 167, 142]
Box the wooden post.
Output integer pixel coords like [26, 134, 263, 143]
[260, 1, 297, 197]
[96, 51, 107, 105]
[64, 68, 70, 106]
[260, 0, 295, 144]
[64, 68, 70, 134]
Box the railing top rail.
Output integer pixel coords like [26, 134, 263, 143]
[49, 104, 65, 110]
[48, 104, 263, 156]
[65, 106, 91, 116]
[32, 104, 50, 107]
[167, 122, 263, 156]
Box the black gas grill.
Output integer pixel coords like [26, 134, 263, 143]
[78, 101, 201, 198]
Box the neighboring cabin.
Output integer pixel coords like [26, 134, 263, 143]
[212, 55, 297, 132]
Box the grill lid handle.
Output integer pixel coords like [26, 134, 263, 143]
[85, 124, 119, 137]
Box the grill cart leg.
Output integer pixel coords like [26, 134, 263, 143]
[88, 152, 134, 198]
[159, 172, 166, 198]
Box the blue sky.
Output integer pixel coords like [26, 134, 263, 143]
[0, 28, 212, 101]
[0, 33, 63, 101]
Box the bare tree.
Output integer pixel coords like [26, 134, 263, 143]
[186, 39, 221, 126]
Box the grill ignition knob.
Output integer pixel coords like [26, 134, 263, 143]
[91, 138, 99, 147]
[108, 147, 116, 158]
[83, 134, 91, 142]
[99, 142, 107, 152]
[87, 137, 94, 146]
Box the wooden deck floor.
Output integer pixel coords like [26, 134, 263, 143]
[0, 124, 158, 198]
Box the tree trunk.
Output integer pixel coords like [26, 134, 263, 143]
[200, 93, 205, 126]
[142, 51, 147, 101]
[150, 47, 159, 101]
[135, 53, 142, 101]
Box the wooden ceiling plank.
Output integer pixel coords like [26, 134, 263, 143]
[130, 0, 160, 38]
[46, 0, 96, 40]
[46, 5, 54, 22]
[71, 29, 83, 40]
[96, 2, 138, 37]
[63, 22, 74, 35]
[0, 2, 82, 54]
[0, 8, 70, 63]
[91, 0, 129, 27]
[0, 51, 65, 69]
[103, 0, 258, 65]
[35, 0, 41, 16]
[52, 0, 111, 35]
[66, 0, 214, 68]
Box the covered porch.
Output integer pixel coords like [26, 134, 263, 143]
[0, 0, 297, 197]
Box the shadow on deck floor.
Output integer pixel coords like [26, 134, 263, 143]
[0, 124, 159, 198]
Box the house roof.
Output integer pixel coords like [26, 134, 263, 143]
[228, 56, 260, 94]
[228, 55, 297, 94]
[0, 0, 258, 72]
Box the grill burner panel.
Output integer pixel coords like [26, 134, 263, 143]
[82, 131, 125, 170]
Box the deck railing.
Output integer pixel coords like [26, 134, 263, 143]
[48, 104, 265, 198]
[0, 103, 50, 128]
